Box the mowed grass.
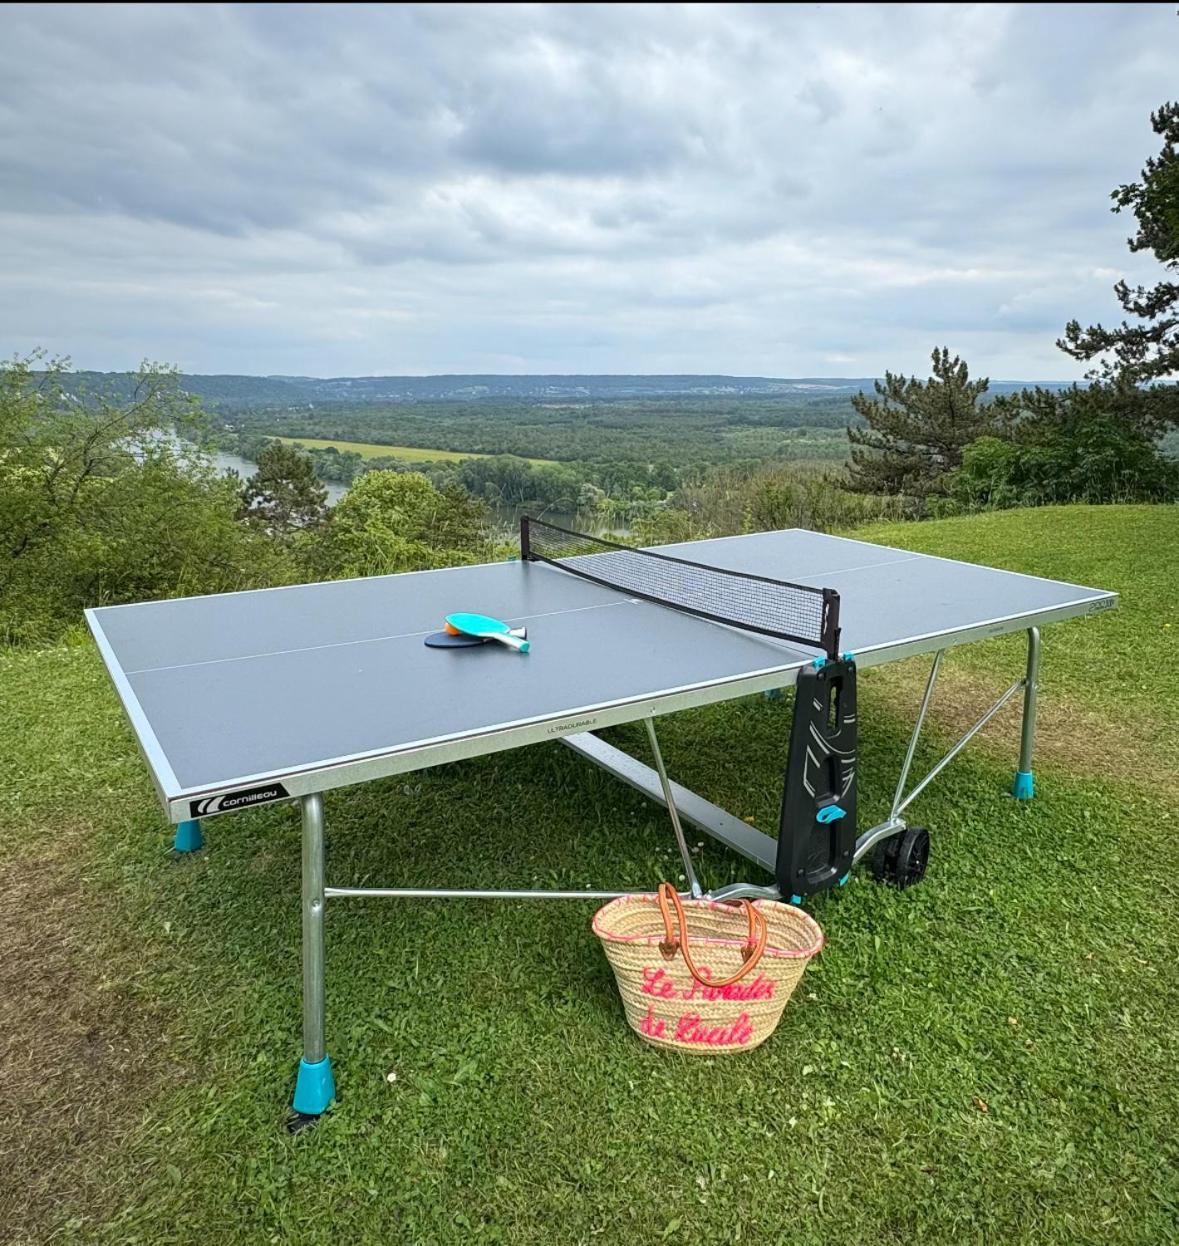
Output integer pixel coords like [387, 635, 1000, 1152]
[277, 435, 551, 465]
[2, 505, 1177, 1244]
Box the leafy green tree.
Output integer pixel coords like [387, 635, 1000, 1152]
[577, 482, 606, 513]
[71, 452, 293, 610]
[304, 470, 494, 579]
[2, 352, 203, 569]
[530, 462, 584, 510]
[299, 444, 365, 484]
[1059, 102, 1179, 397]
[459, 455, 538, 506]
[944, 383, 1179, 510]
[846, 348, 1012, 497]
[0, 353, 290, 643]
[237, 440, 329, 534]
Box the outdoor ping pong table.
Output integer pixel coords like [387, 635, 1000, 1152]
[86, 521, 1117, 1122]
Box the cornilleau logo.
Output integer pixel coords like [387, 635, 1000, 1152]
[189, 783, 290, 817]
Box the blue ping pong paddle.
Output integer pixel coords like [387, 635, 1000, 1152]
[445, 612, 530, 653]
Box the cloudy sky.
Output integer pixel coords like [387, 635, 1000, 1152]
[2, 3, 1175, 379]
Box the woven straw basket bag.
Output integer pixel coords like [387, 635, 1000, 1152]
[593, 883, 824, 1053]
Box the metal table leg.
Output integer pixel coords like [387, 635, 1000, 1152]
[292, 793, 335, 1117]
[1013, 626, 1040, 800]
[890, 651, 942, 820]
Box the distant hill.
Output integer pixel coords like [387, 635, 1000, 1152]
[60, 371, 1070, 407]
[262, 374, 884, 402]
[63, 371, 307, 405]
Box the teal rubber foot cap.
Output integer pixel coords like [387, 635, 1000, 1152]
[293, 1056, 335, 1116]
[173, 819, 203, 853]
[1012, 770, 1035, 801]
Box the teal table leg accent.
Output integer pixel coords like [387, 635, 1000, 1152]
[173, 819, 203, 852]
[763, 688, 783, 701]
[1012, 770, 1035, 801]
[293, 1055, 335, 1115]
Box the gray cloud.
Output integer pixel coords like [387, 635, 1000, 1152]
[1, 2, 1176, 378]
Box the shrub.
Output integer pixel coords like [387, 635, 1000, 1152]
[633, 462, 919, 545]
[942, 384, 1179, 511]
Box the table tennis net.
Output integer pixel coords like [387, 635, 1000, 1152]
[521, 517, 840, 656]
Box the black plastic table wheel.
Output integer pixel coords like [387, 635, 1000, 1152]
[871, 826, 930, 889]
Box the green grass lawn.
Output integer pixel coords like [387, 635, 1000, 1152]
[2, 504, 1177, 1244]
[276, 436, 551, 465]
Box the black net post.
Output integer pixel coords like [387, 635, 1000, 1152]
[821, 588, 841, 659]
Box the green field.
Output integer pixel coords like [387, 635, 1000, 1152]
[3, 504, 1176, 1244]
[278, 435, 550, 465]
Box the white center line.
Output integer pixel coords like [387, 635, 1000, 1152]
[123, 599, 635, 676]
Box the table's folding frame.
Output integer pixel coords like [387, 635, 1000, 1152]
[89, 557, 1114, 1124]
[284, 623, 1044, 1121]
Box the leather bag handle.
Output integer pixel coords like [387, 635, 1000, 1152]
[655, 882, 768, 987]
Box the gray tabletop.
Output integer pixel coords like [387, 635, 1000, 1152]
[87, 528, 1115, 816]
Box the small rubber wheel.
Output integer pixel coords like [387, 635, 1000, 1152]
[871, 826, 930, 889]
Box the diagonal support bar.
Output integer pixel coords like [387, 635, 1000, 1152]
[857, 643, 1035, 865]
[894, 676, 1025, 815]
[643, 718, 703, 897]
